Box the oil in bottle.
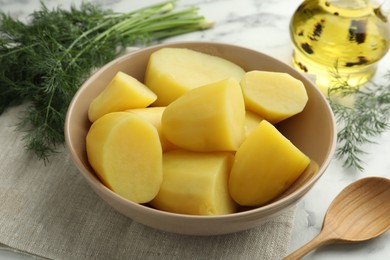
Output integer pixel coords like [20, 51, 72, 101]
[290, 0, 390, 93]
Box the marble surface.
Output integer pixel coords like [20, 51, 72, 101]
[1, 0, 389, 259]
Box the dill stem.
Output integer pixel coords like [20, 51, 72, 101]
[44, 90, 55, 126]
[0, 42, 38, 58]
[63, 19, 113, 56]
[64, 2, 176, 70]
[93, 2, 176, 42]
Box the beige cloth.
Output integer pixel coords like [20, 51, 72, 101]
[0, 105, 295, 260]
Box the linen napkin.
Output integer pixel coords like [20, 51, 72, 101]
[0, 105, 295, 260]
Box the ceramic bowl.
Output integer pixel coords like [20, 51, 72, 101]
[65, 41, 336, 235]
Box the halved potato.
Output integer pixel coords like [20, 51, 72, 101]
[145, 47, 245, 106]
[161, 78, 246, 152]
[240, 71, 308, 124]
[229, 120, 310, 206]
[245, 110, 264, 137]
[86, 112, 163, 204]
[151, 150, 237, 215]
[88, 71, 157, 122]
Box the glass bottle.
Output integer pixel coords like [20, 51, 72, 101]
[290, 0, 390, 93]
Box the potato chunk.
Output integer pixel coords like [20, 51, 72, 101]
[88, 71, 157, 122]
[150, 150, 237, 215]
[240, 71, 308, 124]
[86, 112, 163, 203]
[161, 78, 246, 152]
[145, 47, 245, 106]
[245, 110, 263, 137]
[229, 120, 310, 206]
[126, 107, 177, 152]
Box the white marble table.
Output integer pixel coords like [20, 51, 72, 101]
[1, 0, 389, 259]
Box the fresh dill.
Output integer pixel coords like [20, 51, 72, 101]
[0, 1, 211, 161]
[327, 72, 390, 171]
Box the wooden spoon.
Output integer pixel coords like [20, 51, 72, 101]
[284, 176, 390, 260]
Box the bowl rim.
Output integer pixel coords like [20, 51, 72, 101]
[64, 41, 337, 221]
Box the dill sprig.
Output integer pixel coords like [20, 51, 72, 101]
[327, 72, 390, 171]
[0, 1, 211, 162]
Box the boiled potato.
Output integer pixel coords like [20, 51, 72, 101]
[245, 110, 264, 137]
[240, 71, 308, 124]
[86, 112, 163, 204]
[161, 77, 246, 152]
[88, 71, 157, 122]
[229, 120, 310, 206]
[126, 107, 177, 152]
[150, 150, 237, 215]
[145, 47, 245, 106]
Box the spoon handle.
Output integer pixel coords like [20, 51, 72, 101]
[283, 229, 334, 260]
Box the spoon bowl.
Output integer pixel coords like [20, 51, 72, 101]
[284, 176, 390, 259]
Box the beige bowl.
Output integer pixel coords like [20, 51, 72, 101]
[65, 41, 336, 236]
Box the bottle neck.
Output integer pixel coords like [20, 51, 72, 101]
[319, 0, 373, 17]
[325, 0, 370, 9]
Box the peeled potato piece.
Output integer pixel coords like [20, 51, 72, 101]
[161, 78, 246, 152]
[126, 107, 178, 152]
[88, 71, 157, 122]
[229, 120, 310, 206]
[150, 150, 237, 215]
[240, 70, 308, 124]
[245, 110, 264, 137]
[86, 112, 163, 204]
[145, 47, 245, 106]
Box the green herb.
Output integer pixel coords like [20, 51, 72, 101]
[0, 1, 211, 161]
[328, 72, 390, 171]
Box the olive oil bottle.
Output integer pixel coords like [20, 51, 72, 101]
[290, 0, 390, 93]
